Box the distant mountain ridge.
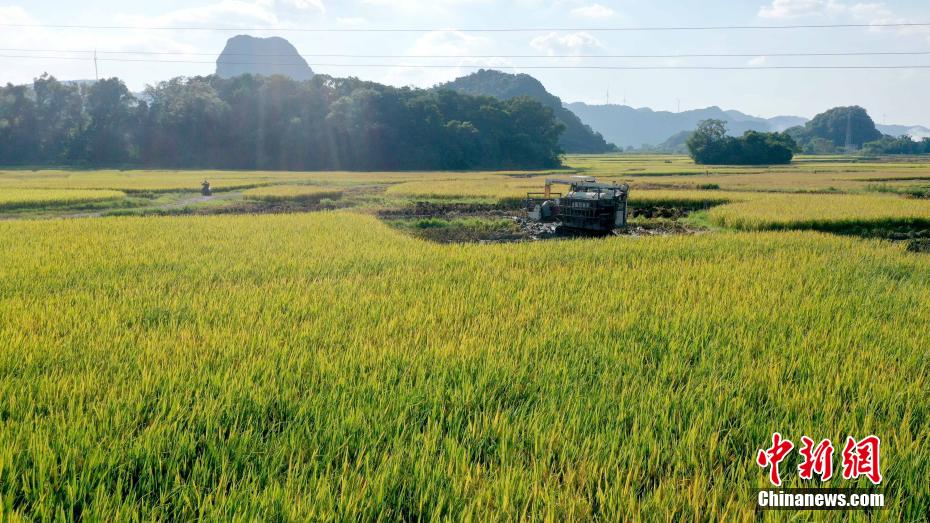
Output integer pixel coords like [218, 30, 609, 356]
[877, 124, 930, 139]
[216, 35, 314, 81]
[567, 101, 930, 149]
[439, 70, 616, 154]
[566, 102, 808, 149]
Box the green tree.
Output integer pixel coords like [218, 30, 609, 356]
[687, 120, 734, 165]
[33, 74, 85, 162]
[688, 120, 794, 165]
[0, 72, 567, 171]
[84, 78, 137, 163]
[862, 135, 930, 155]
[143, 77, 229, 167]
[0, 84, 39, 164]
[804, 137, 837, 155]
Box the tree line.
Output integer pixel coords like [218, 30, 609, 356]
[0, 74, 566, 170]
[687, 120, 797, 165]
[777, 106, 930, 156]
[862, 135, 930, 156]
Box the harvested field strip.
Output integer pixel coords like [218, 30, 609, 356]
[0, 189, 126, 210]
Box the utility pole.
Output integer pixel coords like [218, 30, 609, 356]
[845, 110, 853, 152]
[94, 49, 99, 81]
[677, 99, 681, 113]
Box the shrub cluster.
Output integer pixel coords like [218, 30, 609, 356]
[687, 120, 797, 165]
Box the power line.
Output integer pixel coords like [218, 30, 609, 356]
[5, 47, 930, 59]
[2, 53, 930, 70]
[1, 22, 930, 33]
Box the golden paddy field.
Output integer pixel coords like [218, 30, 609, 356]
[1, 155, 929, 520]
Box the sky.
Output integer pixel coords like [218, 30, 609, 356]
[2, 0, 930, 125]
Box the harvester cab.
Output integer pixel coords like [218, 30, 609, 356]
[526, 176, 629, 233]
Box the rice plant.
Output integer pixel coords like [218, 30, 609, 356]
[710, 193, 930, 231]
[243, 186, 344, 203]
[0, 189, 126, 210]
[1, 212, 928, 520]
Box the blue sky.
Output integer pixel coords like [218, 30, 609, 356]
[3, 1, 930, 125]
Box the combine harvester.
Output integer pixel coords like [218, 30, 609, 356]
[526, 176, 630, 234]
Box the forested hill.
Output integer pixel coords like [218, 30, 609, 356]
[0, 74, 565, 170]
[785, 106, 883, 153]
[439, 70, 616, 154]
[216, 35, 314, 81]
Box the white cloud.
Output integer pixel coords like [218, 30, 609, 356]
[0, 5, 212, 87]
[376, 30, 511, 88]
[759, 0, 909, 22]
[361, 0, 492, 15]
[363, 0, 489, 5]
[407, 29, 490, 57]
[758, 0, 930, 42]
[114, 1, 279, 27]
[0, 5, 31, 24]
[336, 17, 367, 25]
[849, 2, 892, 20]
[758, 0, 847, 19]
[0, 0, 331, 88]
[570, 4, 616, 19]
[114, 0, 324, 28]
[530, 32, 604, 56]
[279, 0, 325, 12]
[850, 4, 930, 43]
[0, 1, 328, 87]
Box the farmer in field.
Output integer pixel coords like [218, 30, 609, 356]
[201, 180, 212, 197]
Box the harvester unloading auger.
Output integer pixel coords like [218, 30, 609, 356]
[526, 176, 630, 233]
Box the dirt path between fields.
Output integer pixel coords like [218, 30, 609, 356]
[62, 193, 223, 219]
[95, 191, 252, 218]
[0, 191, 244, 221]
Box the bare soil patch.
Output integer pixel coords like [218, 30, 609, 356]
[383, 201, 705, 244]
